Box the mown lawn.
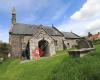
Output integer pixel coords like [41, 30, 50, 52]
[0, 45, 100, 80]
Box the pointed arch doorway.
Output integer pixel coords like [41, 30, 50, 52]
[38, 40, 49, 57]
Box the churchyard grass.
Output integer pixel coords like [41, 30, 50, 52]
[0, 45, 100, 80]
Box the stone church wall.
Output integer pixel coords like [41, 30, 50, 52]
[64, 39, 78, 49]
[9, 34, 22, 57]
[52, 36, 64, 51]
[9, 34, 32, 57]
[29, 28, 56, 60]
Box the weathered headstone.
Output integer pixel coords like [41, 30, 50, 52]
[77, 39, 93, 49]
[68, 39, 94, 57]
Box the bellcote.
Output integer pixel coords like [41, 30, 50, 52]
[12, 7, 16, 25]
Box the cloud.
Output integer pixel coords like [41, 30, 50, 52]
[0, 0, 54, 12]
[0, 25, 2, 28]
[0, 0, 67, 42]
[51, 3, 71, 21]
[0, 0, 32, 11]
[66, 0, 100, 36]
[18, 15, 38, 24]
[71, 0, 100, 20]
[57, 20, 87, 36]
[86, 19, 100, 33]
[58, 18, 100, 36]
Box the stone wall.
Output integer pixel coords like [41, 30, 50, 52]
[64, 39, 78, 49]
[9, 34, 32, 57]
[21, 35, 32, 50]
[9, 26, 79, 59]
[52, 36, 64, 51]
[9, 34, 22, 57]
[29, 28, 56, 60]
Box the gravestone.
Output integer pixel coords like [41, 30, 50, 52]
[68, 39, 94, 57]
[77, 39, 93, 49]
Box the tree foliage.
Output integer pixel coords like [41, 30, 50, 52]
[88, 32, 92, 37]
[93, 39, 100, 45]
[0, 43, 11, 58]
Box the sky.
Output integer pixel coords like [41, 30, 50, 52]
[0, 0, 100, 42]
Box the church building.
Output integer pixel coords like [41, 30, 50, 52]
[9, 8, 80, 60]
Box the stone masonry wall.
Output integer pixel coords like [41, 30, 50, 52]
[9, 34, 22, 57]
[52, 36, 64, 51]
[29, 28, 56, 60]
[9, 34, 32, 57]
[64, 39, 78, 49]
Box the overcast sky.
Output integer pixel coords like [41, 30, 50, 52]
[0, 0, 100, 42]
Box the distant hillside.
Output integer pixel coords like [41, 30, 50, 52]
[0, 45, 100, 80]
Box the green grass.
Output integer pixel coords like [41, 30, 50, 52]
[0, 45, 100, 80]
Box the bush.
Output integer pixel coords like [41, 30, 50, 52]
[0, 43, 11, 59]
[93, 39, 100, 45]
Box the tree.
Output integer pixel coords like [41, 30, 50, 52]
[88, 32, 92, 37]
[0, 43, 11, 59]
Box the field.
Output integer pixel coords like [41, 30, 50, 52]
[0, 45, 100, 80]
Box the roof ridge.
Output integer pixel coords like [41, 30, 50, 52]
[41, 26, 54, 40]
[52, 26, 64, 36]
[16, 23, 54, 27]
[62, 32, 72, 33]
[16, 23, 40, 26]
[71, 32, 80, 38]
[62, 32, 80, 39]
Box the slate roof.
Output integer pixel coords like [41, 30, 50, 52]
[9, 23, 80, 39]
[62, 32, 80, 39]
[9, 23, 63, 36]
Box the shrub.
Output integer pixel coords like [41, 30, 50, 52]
[93, 39, 100, 45]
[0, 43, 11, 59]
